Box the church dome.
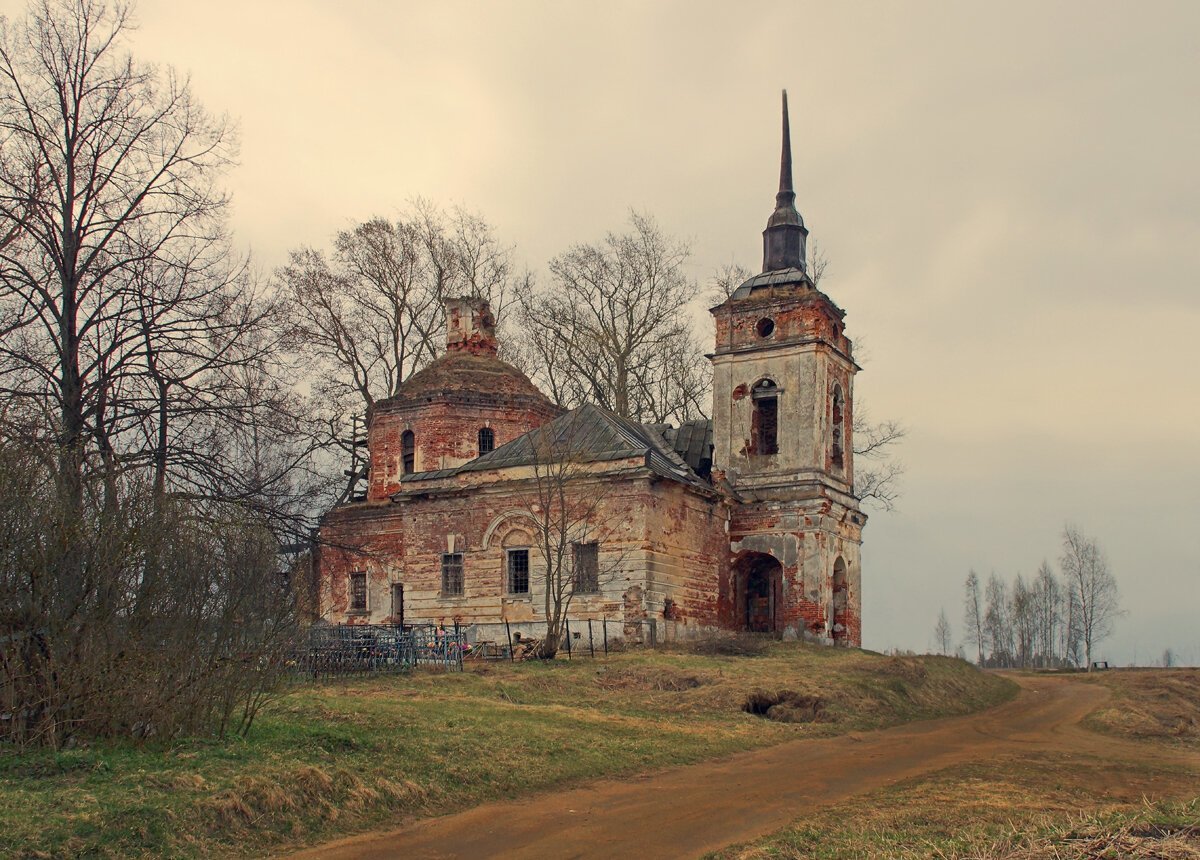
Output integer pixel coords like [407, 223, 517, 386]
[381, 349, 550, 408]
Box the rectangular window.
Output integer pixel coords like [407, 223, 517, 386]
[507, 548, 530, 595]
[349, 571, 367, 612]
[441, 553, 463, 596]
[573, 542, 599, 593]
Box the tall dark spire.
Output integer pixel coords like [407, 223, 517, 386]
[778, 90, 795, 208]
[762, 89, 809, 273]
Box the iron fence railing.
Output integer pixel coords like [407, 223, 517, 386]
[290, 624, 468, 678]
[291, 617, 661, 678]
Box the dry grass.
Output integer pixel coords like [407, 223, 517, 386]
[711, 670, 1200, 860]
[991, 804, 1200, 859]
[0, 643, 1012, 859]
[1083, 669, 1200, 747]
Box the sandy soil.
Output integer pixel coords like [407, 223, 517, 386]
[281, 674, 1200, 860]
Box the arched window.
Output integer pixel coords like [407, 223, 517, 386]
[752, 379, 779, 456]
[478, 427, 495, 456]
[401, 430, 415, 474]
[831, 385, 845, 470]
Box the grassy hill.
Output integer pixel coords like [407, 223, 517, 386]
[0, 641, 1013, 858]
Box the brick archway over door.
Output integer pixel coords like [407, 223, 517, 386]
[735, 553, 783, 633]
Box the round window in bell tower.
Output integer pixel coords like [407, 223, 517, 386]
[755, 317, 775, 338]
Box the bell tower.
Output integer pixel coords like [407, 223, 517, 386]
[711, 91, 866, 646]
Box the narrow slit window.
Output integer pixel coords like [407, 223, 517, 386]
[831, 385, 845, 470]
[478, 427, 494, 456]
[507, 548, 530, 595]
[401, 430, 415, 474]
[441, 552, 463, 596]
[752, 379, 779, 456]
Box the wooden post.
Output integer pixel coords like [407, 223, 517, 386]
[565, 618, 572, 660]
[504, 620, 514, 663]
[588, 619, 595, 658]
[603, 616, 608, 657]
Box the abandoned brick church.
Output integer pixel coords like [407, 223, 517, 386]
[316, 95, 866, 647]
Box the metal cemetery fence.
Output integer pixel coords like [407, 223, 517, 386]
[291, 617, 656, 679]
[291, 624, 467, 678]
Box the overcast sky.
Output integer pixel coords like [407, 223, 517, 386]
[128, 1, 1199, 663]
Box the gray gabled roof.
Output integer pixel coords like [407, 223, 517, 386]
[397, 403, 713, 492]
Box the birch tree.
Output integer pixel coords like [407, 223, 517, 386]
[1060, 525, 1122, 670]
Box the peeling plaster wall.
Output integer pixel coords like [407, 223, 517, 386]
[318, 471, 728, 645]
[725, 501, 863, 644]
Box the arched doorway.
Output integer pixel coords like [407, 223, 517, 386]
[831, 557, 848, 643]
[735, 553, 783, 633]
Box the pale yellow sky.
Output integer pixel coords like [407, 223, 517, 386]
[129, 0, 1199, 661]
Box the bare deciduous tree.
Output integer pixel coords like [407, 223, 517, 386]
[1033, 561, 1062, 668]
[512, 412, 623, 659]
[983, 573, 1011, 666]
[1060, 524, 1122, 671]
[0, 0, 311, 746]
[516, 212, 709, 424]
[0, 0, 235, 510]
[963, 569, 984, 666]
[933, 608, 952, 656]
[1010, 573, 1036, 668]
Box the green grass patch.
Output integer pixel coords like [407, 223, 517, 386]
[0, 642, 1012, 858]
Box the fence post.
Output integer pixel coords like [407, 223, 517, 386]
[504, 620, 514, 663]
[565, 618, 572, 660]
[588, 619, 595, 658]
[454, 621, 464, 671]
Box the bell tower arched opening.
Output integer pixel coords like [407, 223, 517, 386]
[751, 378, 779, 456]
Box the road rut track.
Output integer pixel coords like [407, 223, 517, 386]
[281, 674, 1200, 860]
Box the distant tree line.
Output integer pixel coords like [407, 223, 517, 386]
[938, 525, 1122, 670]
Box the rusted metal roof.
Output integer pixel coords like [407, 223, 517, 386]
[398, 403, 713, 491]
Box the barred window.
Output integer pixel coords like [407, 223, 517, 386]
[507, 548, 530, 595]
[573, 542, 599, 593]
[478, 427, 495, 456]
[349, 571, 367, 611]
[441, 553, 463, 596]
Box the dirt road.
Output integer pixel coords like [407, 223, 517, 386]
[285, 675, 1196, 860]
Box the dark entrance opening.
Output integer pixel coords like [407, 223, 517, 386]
[735, 553, 783, 633]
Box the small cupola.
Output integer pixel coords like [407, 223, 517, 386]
[445, 296, 498, 357]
